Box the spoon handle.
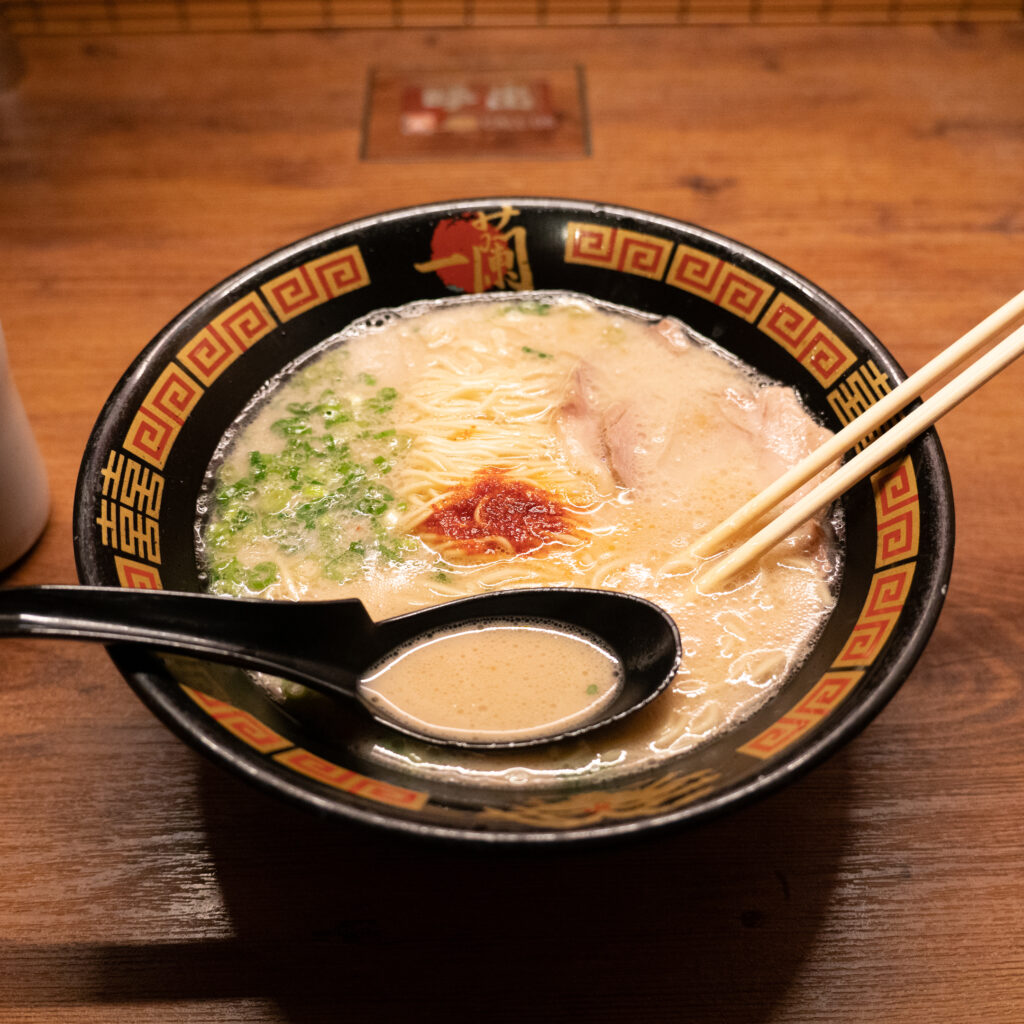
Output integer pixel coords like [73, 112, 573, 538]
[0, 585, 378, 698]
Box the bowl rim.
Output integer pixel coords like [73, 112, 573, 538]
[74, 197, 956, 845]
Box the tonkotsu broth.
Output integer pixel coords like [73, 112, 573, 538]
[358, 618, 623, 743]
[199, 292, 841, 787]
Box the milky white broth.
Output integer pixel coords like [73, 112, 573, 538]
[359, 619, 623, 743]
[199, 292, 841, 788]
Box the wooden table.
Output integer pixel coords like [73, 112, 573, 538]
[1, 23, 1023, 1022]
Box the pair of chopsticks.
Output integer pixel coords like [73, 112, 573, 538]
[691, 289, 1024, 592]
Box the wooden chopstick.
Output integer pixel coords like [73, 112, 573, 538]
[688, 288, 1024, 564]
[693, 294, 1024, 592]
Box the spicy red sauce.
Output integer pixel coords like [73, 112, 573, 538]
[416, 469, 574, 555]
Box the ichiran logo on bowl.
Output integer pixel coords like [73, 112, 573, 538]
[415, 206, 534, 294]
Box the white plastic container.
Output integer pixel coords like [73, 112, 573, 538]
[0, 322, 49, 571]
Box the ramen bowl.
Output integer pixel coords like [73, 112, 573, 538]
[74, 198, 954, 844]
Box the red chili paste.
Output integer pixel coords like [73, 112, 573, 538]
[416, 470, 574, 555]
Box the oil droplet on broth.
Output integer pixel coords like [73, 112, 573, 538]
[358, 619, 623, 743]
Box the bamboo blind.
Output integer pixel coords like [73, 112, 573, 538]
[1, 0, 1021, 34]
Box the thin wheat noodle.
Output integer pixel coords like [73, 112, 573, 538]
[200, 292, 842, 788]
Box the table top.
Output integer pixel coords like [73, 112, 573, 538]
[1, 23, 1023, 1023]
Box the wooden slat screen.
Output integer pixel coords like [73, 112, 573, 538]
[2, 0, 1022, 34]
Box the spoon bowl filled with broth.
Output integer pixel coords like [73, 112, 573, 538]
[73, 199, 954, 843]
[0, 583, 680, 747]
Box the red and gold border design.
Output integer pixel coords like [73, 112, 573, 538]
[261, 246, 371, 323]
[179, 686, 430, 810]
[563, 222, 775, 322]
[736, 561, 918, 761]
[738, 459, 920, 759]
[113, 290, 283, 557]
[737, 671, 863, 759]
[482, 767, 720, 829]
[177, 292, 277, 387]
[113, 555, 163, 589]
[274, 747, 429, 810]
[665, 244, 773, 323]
[758, 293, 856, 387]
[122, 363, 204, 471]
[872, 456, 920, 568]
[564, 222, 673, 280]
[183, 686, 292, 754]
[833, 562, 917, 668]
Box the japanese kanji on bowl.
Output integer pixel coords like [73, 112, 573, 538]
[73, 198, 954, 844]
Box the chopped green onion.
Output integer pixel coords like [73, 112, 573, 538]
[522, 345, 554, 359]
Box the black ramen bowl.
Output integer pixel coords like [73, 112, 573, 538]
[74, 198, 954, 844]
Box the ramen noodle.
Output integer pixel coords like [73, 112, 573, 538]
[199, 292, 841, 787]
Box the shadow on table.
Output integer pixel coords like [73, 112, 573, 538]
[0, 745, 855, 1019]
[191, 744, 857, 1024]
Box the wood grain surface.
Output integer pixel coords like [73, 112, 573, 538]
[1, 23, 1022, 1023]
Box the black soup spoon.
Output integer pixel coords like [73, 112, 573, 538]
[0, 585, 681, 749]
